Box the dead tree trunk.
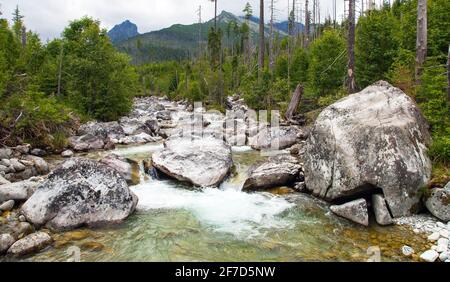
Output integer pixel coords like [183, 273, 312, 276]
[347, 0, 357, 94]
[269, 0, 275, 73]
[415, 0, 427, 84]
[57, 44, 64, 96]
[447, 45, 450, 105]
[304, 0, 310, 48]
[285, 84, 304, 121]
[259, 0, 265, 75]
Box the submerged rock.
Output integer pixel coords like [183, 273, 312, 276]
[21, 158, 138, 231]
[7, 232, 53, 256]
[243, 155, 302, 191]
[304, 81, 431, 218]
[330, 199, 369, 226]
[152, 137, 233, 187]
[425, 182, 450, 222]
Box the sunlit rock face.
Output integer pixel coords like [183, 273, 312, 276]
[152, 137, 233, 187]
[304, 81, 431, 217]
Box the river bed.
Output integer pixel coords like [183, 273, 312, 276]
[17, 144, 430, 262]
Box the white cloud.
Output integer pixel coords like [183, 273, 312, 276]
[0, 0, 345, 41]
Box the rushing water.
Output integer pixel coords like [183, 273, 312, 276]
[17, 144, 430, 262]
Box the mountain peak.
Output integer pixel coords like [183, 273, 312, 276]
[108, 20, 139, 44]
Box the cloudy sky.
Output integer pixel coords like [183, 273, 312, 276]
[1, 0, 347, 41]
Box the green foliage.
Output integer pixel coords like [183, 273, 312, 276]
[0, 15, 137, 147]
[308, 29, 346, 97]
[61, 17, 137, 121]
[417, 62, 450, 163]
[355, 8, 400, 88]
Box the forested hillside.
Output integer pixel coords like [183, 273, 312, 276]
[0, 11, 137, 150]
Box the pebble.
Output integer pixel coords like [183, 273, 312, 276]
[428, 232, 440, 242]
[436, 222, 446, 229]
[413, 228, 420, 234]
[401, 245, 415, 257]
[420, 250, 439, 262]
[18, 215, 26, 222]
[439, 229, 449, 238]
[436, 244, 448, 253]
[439, 252, 449, 261]
[437, 238, 449, 247]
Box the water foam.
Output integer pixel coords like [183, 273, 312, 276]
[131, 180, 295, 239]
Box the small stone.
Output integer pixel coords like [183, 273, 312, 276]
[10, 158, 26, 172]
[61, 150, 74, 158]
[439, 252, 449, 261]
[0, 233, 16, 253]
[7, 232, 53, 256]
[428, 232, 440, 242]
[413, 228, 421, 234]
[437, 238, 449, 247]
[30, 148, 47, 157]
[18, 215, 26, 222]
[0, 200, 14, 211]
[436, 244, 448, 253]
[420, 250, 439, 262]
[440, 229, 449, 238]
[401, 245, 415, 257]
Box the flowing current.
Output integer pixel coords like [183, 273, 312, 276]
[21, 144, 429, 262]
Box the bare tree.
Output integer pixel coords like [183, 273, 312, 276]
[269, 0, 275, 73]
[259, 0, 265, 74]
[304, 0, 310, 47]
[447, 45, 450, 105]
[57, 43, 64, 96]
[347, 0, 357, 93]
[210, 0, 218, 31]
[415, 0, 427, 84]
[285, 84, 304, 121]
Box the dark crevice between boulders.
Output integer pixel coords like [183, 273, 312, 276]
[330, 183, 384, 206]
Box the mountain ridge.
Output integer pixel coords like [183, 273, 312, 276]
[110, 11, 304, 64]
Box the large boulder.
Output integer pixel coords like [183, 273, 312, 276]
[304, 81, 431, 217]
[152, 137, 233, 187]
[243, 155, 302, 191]
[21, 158, 138, 231]
[425, 182, 450, 222]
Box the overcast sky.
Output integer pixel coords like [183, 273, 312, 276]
[1, 0, 347, 41]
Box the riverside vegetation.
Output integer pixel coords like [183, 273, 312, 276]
[0, 0, 449, 262]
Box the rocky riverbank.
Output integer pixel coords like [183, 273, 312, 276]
[0, 81, 448, 261]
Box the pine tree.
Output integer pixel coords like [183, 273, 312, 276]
[12, 5, 24, 38]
